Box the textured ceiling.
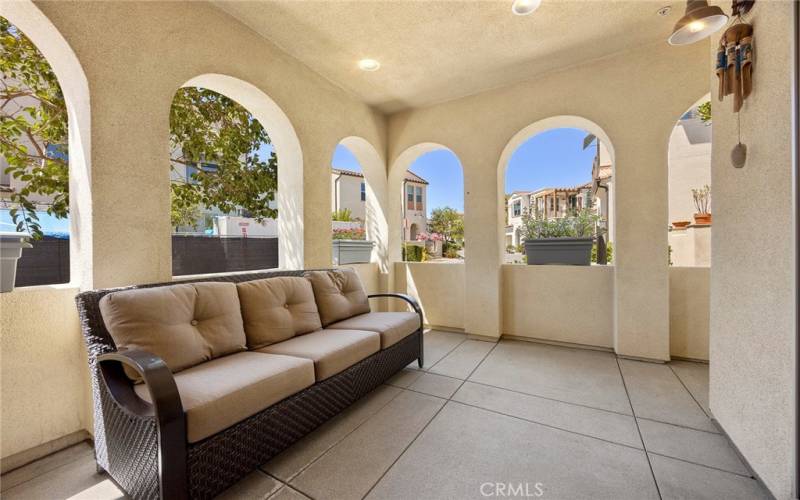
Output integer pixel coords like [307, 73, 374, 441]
[213, 1, 683, 113]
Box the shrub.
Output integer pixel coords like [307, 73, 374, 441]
[444, 246, 460, 259]
[591, 242, 614, 264]
[403, 243, 424, 262]
[520, 208, 600, 241]
[332, 227, 365, 240]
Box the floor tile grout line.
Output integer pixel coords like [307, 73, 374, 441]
[635, 415, 720, 435]
[616, 357, 663, 500]
[645, 451, 754, 479]
[360, 341, 501, 500]
[263, 385, 406, 486]
[667, 364, 712, 419]
[423, 336, 469, 372]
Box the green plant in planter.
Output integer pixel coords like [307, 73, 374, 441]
[332, 208, 353, 222]
[520, 208, 600, 241]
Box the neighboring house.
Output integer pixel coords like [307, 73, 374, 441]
[402, 170, 428, 241]
[505, 142, 614, 249]
[331, 168, 367, 221]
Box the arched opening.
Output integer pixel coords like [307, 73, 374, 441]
[498, 117, 615, 266]
[0, 5, 92, 288]
[389, 144, 464, 263]
[668, 95, 712, 267]
[174, 74, 303, 271]
[330, 136, 389, 272]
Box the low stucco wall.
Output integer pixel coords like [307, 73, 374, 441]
[502, 264, 614, 348]
[0, 286, 90, 462]
[393, 262, 465, 331]
[344, 262, 380, 295]
[669, 267, 709, 361]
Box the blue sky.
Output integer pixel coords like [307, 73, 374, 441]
[332, 127, 597, 217]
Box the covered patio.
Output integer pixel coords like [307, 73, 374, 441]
[0, 1, 796, 499]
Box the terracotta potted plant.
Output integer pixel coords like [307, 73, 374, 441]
[521, 208, 599, 266]
[692, 185, 712, 225]
[672, 220, 691, 229]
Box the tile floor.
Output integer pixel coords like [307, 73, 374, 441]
[1, 331, 772, 500]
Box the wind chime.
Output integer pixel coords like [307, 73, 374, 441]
[715, 0, 755, 167]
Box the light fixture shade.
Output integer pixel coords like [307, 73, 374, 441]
[668, 0, 728, 45]
[512, 0, 542, 16]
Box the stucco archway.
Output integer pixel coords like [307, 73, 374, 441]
[496, 115, 616, 263]
[388, 142, 463, 263]
[335, 136, 389, 272]
[181, 74, 304, 270]
[0, 1, 93, 289]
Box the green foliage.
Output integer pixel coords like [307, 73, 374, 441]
[332, 227, 365, 240]
[0, 17, 68, 238]
[170, 190, 201, 229]
[697, 101, 711, 123]
[402, 243, 425, 262]
[428, 207, 464, 245]
[443, 243, 460, 259]
[170, 87, 277, 222]
[591, 242, 613, 264]
[332, 208, 353, 222]
[520, 208, 600, 241]
[1, 18, 278, 238]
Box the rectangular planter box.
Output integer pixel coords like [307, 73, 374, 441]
[332, 239, 374, 265]
[524, 237, 593, 266]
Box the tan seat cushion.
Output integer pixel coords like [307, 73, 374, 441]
[99, 282, 246, 381]
[258, 329, 379, 380]
[237, 277, 322, 349]
[134, 351, 314, 443]
[305, 268, 370, 326]
[327, 312, 420, 349]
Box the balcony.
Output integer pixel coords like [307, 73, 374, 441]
[0, 1, 796, 500]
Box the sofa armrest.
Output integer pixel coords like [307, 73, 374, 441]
[368, 293, 424, 327]
[97, 349, 188, 499]
[98, 349, 184, 421]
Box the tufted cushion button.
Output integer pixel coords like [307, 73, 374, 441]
[284, 304, 290, 309]
[190, 319, 199, 326]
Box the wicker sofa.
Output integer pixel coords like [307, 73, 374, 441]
[75, 268, 423, 500]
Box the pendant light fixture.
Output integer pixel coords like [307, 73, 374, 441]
[668, 0, 729, 45]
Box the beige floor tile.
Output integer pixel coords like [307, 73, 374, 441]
[269, 485, 311, 499]
[1, 442, 94, 492]
[669, 360, 711, 416]
[2, 451, 123, 500]
[408, 372, 462, 399]
[290, 390, 444, 500]
[216, 470, 281, 500]
[429, 339, 495, 379]
[453, 382, 642, 448]
[649, 454, 770, 500]
[385, 368, 423, 388]
[469, 340, 632, 414]
[263, 384, 401, 480]
[412, 330, 466, 370]
[638, 419, 748, 475]
[619, 359, 716, 432]
[366, 401, 659, 500]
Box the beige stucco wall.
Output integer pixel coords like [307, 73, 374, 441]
[0, 286, 90, 459]
[668, 117, 712, 223]
[502, 265, 614, 348]
[332, 173, 366, 222]
[708, 3, 795, 498]
[669, 267, 709, 361]
[393, 262, 465, 331]
[387, 39, 709, 360]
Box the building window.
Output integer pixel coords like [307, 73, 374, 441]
[513, 200, 521, 217]
[415, 186, 423, 211]
[407, 185, 414, 210]
[360, 182, 366, 201]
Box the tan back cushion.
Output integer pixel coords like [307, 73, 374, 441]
[99, 282, 246, 380]
[236, 277, 322, 349]
[305, 268, 370, 326]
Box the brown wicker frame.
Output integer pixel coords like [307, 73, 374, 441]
[75, 270, 423, 500]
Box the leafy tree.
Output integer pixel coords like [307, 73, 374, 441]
[697, 101, 711, 124]
[1, 18, 277, 239]
[170, 190, 201, 230]
[428, 207, 464, 246]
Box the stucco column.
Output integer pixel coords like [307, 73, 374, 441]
[612, 131, 670, 360]
[300, 138, 334, 269]
[463, 156, 502, 339]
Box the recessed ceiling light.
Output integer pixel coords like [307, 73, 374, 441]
[511, 0, 541, 16]
[358, 59, 380, 71]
